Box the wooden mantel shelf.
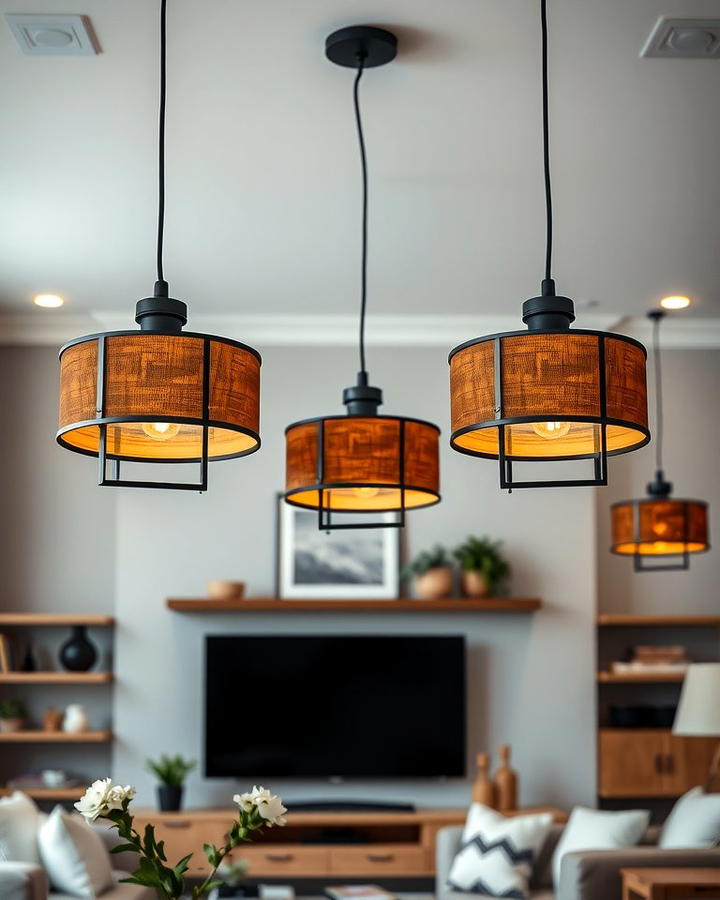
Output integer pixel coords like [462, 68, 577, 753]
[0, 730, 112, 743]
[166, 597, 541, 613]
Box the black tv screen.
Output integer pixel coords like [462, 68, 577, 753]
[205, 635, 465, 778]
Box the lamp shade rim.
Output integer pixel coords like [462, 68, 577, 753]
[58, 328, 262, 365]
[284, 486, 441, 514]
[610, 542, 710, 557]
[448, 326, 648, 363]
[611, 497, 709, 510]
[284, 412, 442, 436]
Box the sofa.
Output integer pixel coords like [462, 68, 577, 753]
[436, 823, 720, 900]
[0, 823, 154, 900]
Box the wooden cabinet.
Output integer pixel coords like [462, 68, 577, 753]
[328, 846, 429, 876]
[599, 729, 718, 798]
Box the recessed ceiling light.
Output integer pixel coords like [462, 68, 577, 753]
[660, 295, 691, 310]
[33, 293, 64, 309]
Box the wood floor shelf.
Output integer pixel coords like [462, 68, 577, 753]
[167, 597, 541, 613]
[0, 672, 112, 684]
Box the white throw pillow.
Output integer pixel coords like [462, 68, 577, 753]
[660, 787, 720, 848]
[552, 806, 649, 889]
[38, 806, 114, 898]
[448, 803, 553, 899]
[0, 791, 40, 863]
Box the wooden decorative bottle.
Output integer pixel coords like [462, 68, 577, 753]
[472, 752, 496, 808]
[493, 744, 518, 812]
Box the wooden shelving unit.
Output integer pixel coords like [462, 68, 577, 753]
[0, 613, 114, 627]
[0, 786, 83, 800]
[0, 672, 112, 685]
[597, 671, 686, 684]
[167, 597, 542, 613]
[598, 614, 720, 627]
[0, 730, 112, 743]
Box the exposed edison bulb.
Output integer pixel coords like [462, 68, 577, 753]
[142, 422, 180, 441]
[652, 519, 669, 537]
[531, 420, 572, 440]
[352, 486, 380, 499]
[660, 295, 691, 310]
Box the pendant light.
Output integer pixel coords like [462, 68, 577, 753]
[610, 310, 709, 571]
[284, 27, 440, 530]
[448, 0, 649, 490]
[56, 0, 261, 491]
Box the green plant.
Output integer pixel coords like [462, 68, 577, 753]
[453, 536, 510, 592]
[146, 754, 197, 788]
[401, 544, 451, 581]
[0, 698, 28, 720]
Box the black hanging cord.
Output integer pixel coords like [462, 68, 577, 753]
[653, 313, 664, 473]
[353, 55, 369, 377]
[156, 0, 168, 292]
[540, 0, 553, 289]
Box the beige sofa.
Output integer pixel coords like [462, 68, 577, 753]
[0, 824, 153, 900]
[436, 824, 720, 900]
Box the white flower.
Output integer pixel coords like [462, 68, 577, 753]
[233, 785, 287, 827]
[74, 778, 135, 822]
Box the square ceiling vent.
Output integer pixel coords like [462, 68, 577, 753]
[5, 14, 98, 56]
[642, 17, 720, 58]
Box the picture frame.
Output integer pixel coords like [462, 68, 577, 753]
[275, 496, 400, 599]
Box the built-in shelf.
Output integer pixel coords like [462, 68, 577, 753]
[166, 597, 542, 613]
[597, 614, 720, 627]
[0, 672, 112, 685]
[0, 786, 83, 800]
[0, 613, 114, 627]
[0, 730, 111, 743]
[597, 671, 686, 684]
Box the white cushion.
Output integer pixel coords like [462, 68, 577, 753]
[448, 803, 553, 898]
[552, 806, 649, 889]
[660, 786, 720, 848]
[38, 806, 114, 898]
[0, 791, 40, 864]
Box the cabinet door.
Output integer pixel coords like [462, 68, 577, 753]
[598, 729, 667, 797]
[666, 735, 719, 794]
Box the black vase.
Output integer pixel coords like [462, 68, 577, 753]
[59, 626, 97, 672]
[158, 785, 183, 812]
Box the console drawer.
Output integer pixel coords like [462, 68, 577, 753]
[239, 846, 329, 876]
[329, 846, 429, 876]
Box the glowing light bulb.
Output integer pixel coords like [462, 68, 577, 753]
[142, 422, 180, 441]
[531, 421, 572, 440]
[652, 520, 669, 537]
[352, 486, 380, 499]
[660, 295, 691, 310]
[33, 293, 64, 308]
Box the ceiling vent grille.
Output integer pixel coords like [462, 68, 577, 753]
[642, 17, 720, 59]
[5, 14, 99, 56]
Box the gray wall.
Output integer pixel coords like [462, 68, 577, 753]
[596, 349, 720, 614]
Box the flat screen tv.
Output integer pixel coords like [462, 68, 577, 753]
[205, 635, 465, 778]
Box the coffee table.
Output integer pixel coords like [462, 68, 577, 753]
[621, 867, 720, 900]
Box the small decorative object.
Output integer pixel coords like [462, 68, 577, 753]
[493, 744, 518, 812]
[401, 545, 453, 600]
[59, 625, 97, 672]
[216, 859, 249, 897]
[43, 707, 63, 732]
[207, 580, 245, 601]
[453, 536, 510, 597]
[471, 752, 496, 808]
[146, 754, 197, 812]
[41, 769, 68, 787]
[62, 703, 89, 734]
[0, 698, 28, 733]
[277, 497, 399, 599]
[21, 642, 37, 672]
[74, 779, 286, 900]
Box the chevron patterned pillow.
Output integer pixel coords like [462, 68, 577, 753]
[447, 803, 553, 899]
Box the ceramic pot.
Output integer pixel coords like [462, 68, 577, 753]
[158, 785, 183, 812]
[59, 626, 97, 672]
[207, 580, 245, 601]
[461, 570, 490, 598]
[0, 718, 24, 733]
[414, 567, 453, 600]
[62, 704, 89, 733]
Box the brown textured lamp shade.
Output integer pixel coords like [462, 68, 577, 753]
[449, 330, 649, 465]
[285, 415, 440, 513]
[611, 499, 709, 557]
[57, 331, 261, 463]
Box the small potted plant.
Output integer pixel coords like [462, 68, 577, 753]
[0, 698, 28, 733]
[146, 753, 197, 812]
[402, 545, 453, 600]
[454, 536, 510, 597]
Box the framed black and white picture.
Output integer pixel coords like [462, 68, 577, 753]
[276, 498, 400, 599]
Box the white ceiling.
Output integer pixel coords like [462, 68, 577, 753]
[1, 0, 720, 338]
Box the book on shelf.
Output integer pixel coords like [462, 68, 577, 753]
[0, 634, 12, 672]
[325, 887, 397, 900]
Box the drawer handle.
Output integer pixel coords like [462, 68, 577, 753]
[367, 854, 395, 863]
[265, 854, 295, 863]
[164, 821, 191, 829]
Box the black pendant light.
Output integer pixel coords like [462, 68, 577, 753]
[610, 310, 710, 571]
[284, 27, 441, 530]
[448, 0, 649, 490]
[57, 0, 261, 491]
